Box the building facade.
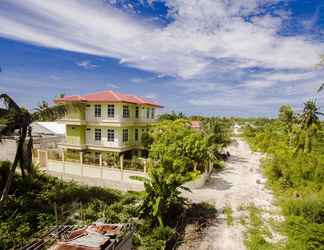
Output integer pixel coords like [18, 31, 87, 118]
[55, 90, 162, 159]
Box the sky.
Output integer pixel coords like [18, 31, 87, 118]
[0, 0, 324, 117]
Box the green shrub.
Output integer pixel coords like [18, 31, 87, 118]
[140, 226, 174, 250]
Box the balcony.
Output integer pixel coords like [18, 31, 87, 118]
[58, 138, 87, 150]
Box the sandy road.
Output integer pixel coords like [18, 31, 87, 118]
[181, 132, 277, 250]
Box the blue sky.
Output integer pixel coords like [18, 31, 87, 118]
[0, 0, 324, 117]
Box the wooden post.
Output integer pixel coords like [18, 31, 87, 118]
[120, 153, 124, 180]
[80, 151, 83, 176]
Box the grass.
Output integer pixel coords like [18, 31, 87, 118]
[129, 175, 146, 182]
[224, 206, 234, 226]
[244, 204, 284, 250]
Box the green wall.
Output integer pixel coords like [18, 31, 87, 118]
[66, 105, 85, 120]
[66, 125, 85, 144]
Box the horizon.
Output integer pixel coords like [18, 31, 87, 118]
[1, 0, 324, 117]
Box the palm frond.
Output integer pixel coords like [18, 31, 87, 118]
[0, 94, 20, 111]
[318, 83, 324, 93]
[33, 103, 67, 121]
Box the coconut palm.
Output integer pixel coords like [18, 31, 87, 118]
[297, 100, 323, 153]
[0, 94, 67, 206]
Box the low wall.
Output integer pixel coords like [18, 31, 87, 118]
[46, 160, 146, 191]
[0, 139, 17, 162]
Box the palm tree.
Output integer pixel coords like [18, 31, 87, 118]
[0, 94, 67, 206]
[297, 100, 323, 153]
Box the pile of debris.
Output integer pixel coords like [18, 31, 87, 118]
[49, 223, 133, 250]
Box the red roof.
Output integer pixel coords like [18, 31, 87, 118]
[191, 121, 202, 129]
[54, 90, 163, 108]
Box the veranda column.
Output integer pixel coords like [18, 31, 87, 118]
[62, 150, 65, 176]
[100, 154, 103, 179]
[80, 151, 84, 177]
[120, 153, 124, 180]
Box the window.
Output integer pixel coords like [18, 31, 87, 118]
[135, 106, 139, 119]
[123, 105, 129, 118]
[107, 104, 115, 118]
[94, 104, 101, 117]
[146, 108, 150, 119]
[95, 128, 101, 141]
[135, 128, 139, 141]
[151, 108, 155, 119]
[122, 129, 128, 142]
[107, 129, 114, 142]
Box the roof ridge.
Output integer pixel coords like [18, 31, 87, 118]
[109, 90, 122, 101]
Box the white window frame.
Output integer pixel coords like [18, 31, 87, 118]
[151, 108, 155, 119]
[107, 104, 115, 118]
[135, 106, 139, 119]
[94, 104, 101, 118]
[94, 128, 101, 141]
[122, 129, 128, 142]
[107, 129, 114, 142]
[146, 108, 150, 119]
[123, 105, 129, 118]
[135, 128, 139, 141]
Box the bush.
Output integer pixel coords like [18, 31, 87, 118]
[140, 226, 174, 250]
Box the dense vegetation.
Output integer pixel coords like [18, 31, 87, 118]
[139, 117, 232, 248]
[0, 161, 141, 249]
[243, 101, 324, 250]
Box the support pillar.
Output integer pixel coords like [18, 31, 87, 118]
[120, 153, 124, 180]
[62, 150, 65, 176]
[80, 152, 84, 176]
[100, 154, 103, 179]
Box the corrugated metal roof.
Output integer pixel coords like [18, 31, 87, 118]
[32, 122, 65, 135]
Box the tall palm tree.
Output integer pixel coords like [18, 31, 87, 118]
[298, 100, 323, 153]
[0, 94, 67, 206]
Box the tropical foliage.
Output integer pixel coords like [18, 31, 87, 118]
[0, 161, 140, 249]
[0, 94, 67, 206]
[243, 100, 324, 250]
[138, 118, 231, 248]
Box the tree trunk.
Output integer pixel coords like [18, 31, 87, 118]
[22, 127, 33, 175]
[304, 131, 311, 153]
[0, 127, 27, 207]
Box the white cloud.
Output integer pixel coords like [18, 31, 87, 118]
[76, 60, 97, 69]
[106, 83, 120, 89]
[0, 0, 323, 80]
[144, 93, 158, 99]
[1, 0, 324, 115]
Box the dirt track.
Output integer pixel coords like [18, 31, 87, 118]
[181, 131, 278, 250]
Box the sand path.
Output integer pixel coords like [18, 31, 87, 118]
[181, 129, 277, 250]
